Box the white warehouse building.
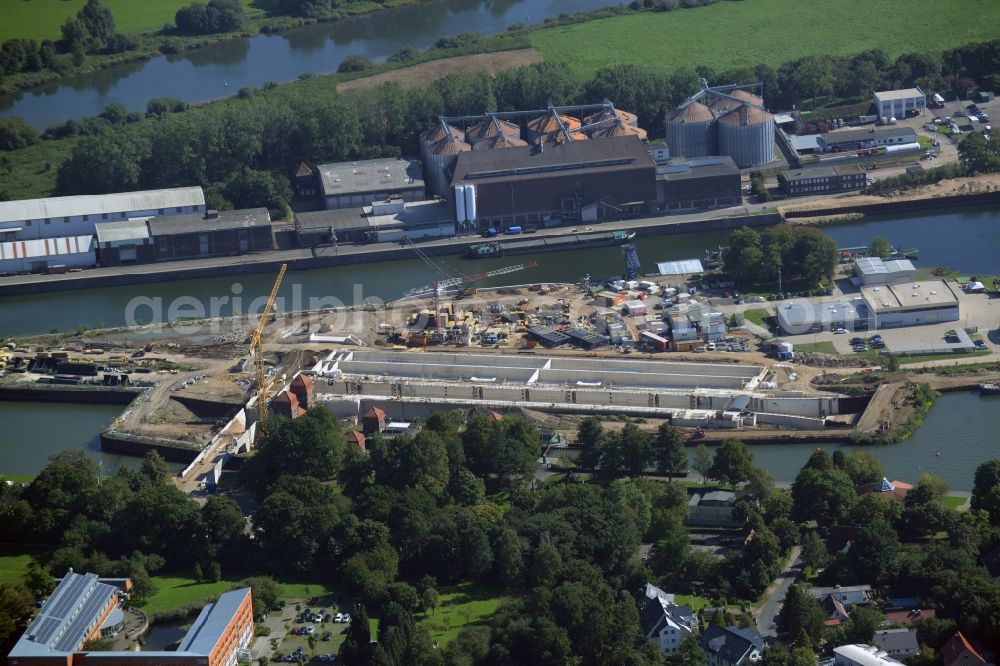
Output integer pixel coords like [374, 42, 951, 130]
[0, 235, 95, 274]
[855, 257, 917, 286]
[861, 279, 960, 329]
[873, 88, 926, 119]
[0, 187, 206, 241]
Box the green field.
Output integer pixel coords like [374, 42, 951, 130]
[419, 583, 502, 645]
[943, 495, 968, 511]
[794, 341, 839, 355]
[140, 576, 336, 617]
[0, 0, 271, 42]
[529, 0, 1000, 77]
[0, 546, 39, 587]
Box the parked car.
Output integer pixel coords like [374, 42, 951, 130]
[342, 614, 352, 624]
[322, 631, 333, 641]
[850, 337, 864, 345]
[335, 613, 344, 623]
[835, 328, 847, 334]
[305, 626, 316, 635]
[975, 339, 988, 349]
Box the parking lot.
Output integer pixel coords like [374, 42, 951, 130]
[253, 596, 355, 663]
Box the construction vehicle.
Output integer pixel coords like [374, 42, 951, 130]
[249, 263, 287, 436]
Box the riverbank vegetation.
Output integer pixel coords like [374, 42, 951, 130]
[852, 382, 938, 445]
[724, 225, 838, 289]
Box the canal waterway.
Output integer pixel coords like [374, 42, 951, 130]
[0, 401, 143, 476]
[1, 391, 995, 488]
[1, 204, 999, 339]
[0, 0, 618, 130]
[730, 391, 1000, 492]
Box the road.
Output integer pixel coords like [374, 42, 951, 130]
[756, 545, 802, 638]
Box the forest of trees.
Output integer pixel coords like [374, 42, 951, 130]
[3, 410, 1000, 663]
[723, 224, 840, 289]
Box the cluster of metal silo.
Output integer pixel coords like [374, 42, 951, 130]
[465, 118, 521, 146]
[665, 101, 718, 158]
[422, 134, 470, 197]
[471, 134, 528, 151]
[453, 184, 477, 224]
[526, 114, 582, 144]
[717, 104, 775, 168]
[665, 85, 775, 166]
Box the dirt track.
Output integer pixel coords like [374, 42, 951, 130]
[780, 172, 1000, 217]
[337, 48, 543, 92]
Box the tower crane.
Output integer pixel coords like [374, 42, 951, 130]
[249, 263, 287, 435]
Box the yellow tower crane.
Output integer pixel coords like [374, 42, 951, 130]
[249, 263, 287, 435]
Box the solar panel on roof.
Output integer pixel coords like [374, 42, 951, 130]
[32, 617, 62, 644]
[55, 586, 113, 651]
[49, 575, 92, 618]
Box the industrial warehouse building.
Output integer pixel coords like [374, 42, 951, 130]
[873, 88, 926, 119]
[8, 571, 254, 666]
[657, 156, 741, 211]
[295, 198, 453, 245]
[665, 82, 776, 168]
[776, 299, 869, 335]
[0, 187, 206, 241]
[817, 126, 916, 152]
[148, 209, 273, 262]
[854, 257, 917, 286]
[0, 235, 96, 274]
[448, 135, 657, 228]
[316, 157, 425, 210]
[861, 280, 960, 328]
[780, 166, 868, 196]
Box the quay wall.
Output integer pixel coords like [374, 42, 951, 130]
[99, 430, 203, 463]
[0, 213, 782, 297]
[0, 385, 140, 405]
[782, 190, 1000, 219]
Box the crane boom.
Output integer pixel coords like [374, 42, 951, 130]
[428, 261, 540, 291]
[250, 263, 287, 435]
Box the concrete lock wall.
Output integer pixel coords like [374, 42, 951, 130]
[547, 356, 761, 378]
[340, 360, 539, 382]
[534, 368, 747, 390]
[756, 412, 826, 429]
[753, 396, 839, 417]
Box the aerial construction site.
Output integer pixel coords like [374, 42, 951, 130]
[0, 245, 904, 496]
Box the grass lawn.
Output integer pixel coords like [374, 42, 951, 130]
[0, 137, 77, 201]
[794, 341, 839, 355]
[898, 350, 991, 365]
[916, 134, 934, 149]
[674, 594, 711, 612]
[0, 546, 41, 587]
[418, 582, 502, 646]
[0, 0, 275, 42]
[141, 576, 338, 617]
[529, 0, 1000, 78]
[140, 577, 240, 616]
[943, 495, 968, 511]
[742, 308, 771, 328]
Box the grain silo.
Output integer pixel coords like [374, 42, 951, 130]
[590, 122, 647, 141]
[665, 101, 717, 158]
[424, 136, 471, 197]
[465, 118, 521, 146]
[550, 129, 590, 144]
[526, 113, 582, 145]
[471, 134, 529, 150]
[717, 104, 775, 168]
[583, 108, 639, 129]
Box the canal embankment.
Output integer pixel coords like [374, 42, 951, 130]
[0, 212, 782, 296]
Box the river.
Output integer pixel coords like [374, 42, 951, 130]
[0, 0, 619, 131]
[1, 203, 999, 339]
[0, 401, 148, 476]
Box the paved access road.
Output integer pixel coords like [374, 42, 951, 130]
[756, 545, 802, 638]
